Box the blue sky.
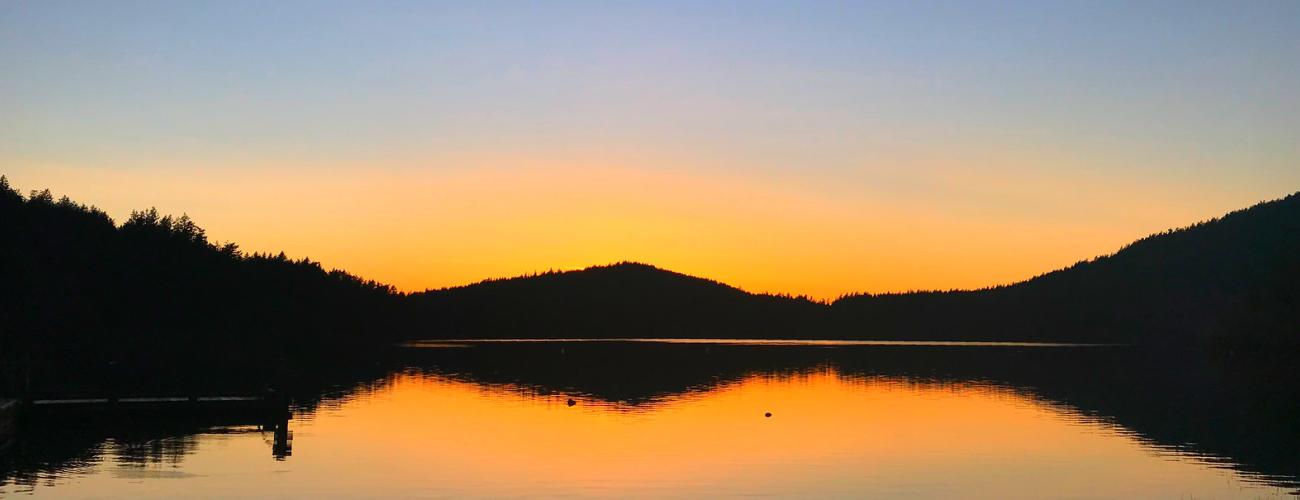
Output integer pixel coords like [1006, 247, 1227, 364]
[2, 1, 1298, 295]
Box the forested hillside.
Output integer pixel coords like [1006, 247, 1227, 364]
[831, 193, 1300, 348]
[0, 176, 403, 392]
[3, 173, 1295, 394]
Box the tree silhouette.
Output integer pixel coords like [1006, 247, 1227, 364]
[0, 179, 404, 396]
[2, 176, 1297, 397]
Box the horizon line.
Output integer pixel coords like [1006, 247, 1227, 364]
[5, 175, 1296, 301]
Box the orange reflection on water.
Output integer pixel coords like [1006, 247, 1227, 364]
[288, 371, 1282, 498]
[15, 370, 1289, 498]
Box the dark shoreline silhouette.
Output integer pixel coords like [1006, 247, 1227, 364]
[2, 176, 1298, 493]
[2, 175, 1298, 395]
[411, 192, 1299, 348]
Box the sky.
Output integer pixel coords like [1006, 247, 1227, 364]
[2, 1, 1298, 298]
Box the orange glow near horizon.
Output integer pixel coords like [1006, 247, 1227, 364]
[3, 1, 1298, 300]
[3, 161, 1287, 299]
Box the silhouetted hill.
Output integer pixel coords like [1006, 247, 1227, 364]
[3, 173, 1297, 387]
[831, 192, 1300, 347]
[409, 262, 825, 339]
[405, 193, 1299, 348]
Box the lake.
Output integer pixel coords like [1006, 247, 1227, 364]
[2, 340, 1296, 498]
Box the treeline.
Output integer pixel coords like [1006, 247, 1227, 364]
[0, 177, 405, 394]
[829, 193, 1300, 349]
[411, 193, 1300, 350]
[411, 262, 827, 339]
[2, 175, 1297, 391]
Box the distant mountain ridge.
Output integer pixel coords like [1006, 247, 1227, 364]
[411, 192, 1300, 348]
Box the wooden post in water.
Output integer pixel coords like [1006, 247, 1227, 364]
[271, 416, 292, 460]
[261, 389, 292, 460]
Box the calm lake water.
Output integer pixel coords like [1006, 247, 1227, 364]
[2, 340, 1297, 498]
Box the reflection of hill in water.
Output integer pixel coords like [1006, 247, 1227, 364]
[3, 343, 1297, 493]
[390, 342, 1300, 490]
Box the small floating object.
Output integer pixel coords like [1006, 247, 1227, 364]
[567, 399, 576, 407]
[765, 412, 772, 417]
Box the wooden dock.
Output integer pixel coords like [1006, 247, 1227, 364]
[0, 395, 294, 460]
[16, 394, 287, 421]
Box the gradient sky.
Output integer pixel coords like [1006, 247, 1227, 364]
[2, 1, 1298, 298]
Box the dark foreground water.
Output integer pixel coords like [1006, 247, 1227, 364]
[2, 340, 1297, 498]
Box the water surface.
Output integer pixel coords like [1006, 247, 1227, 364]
[2, 341, 1296, 498]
